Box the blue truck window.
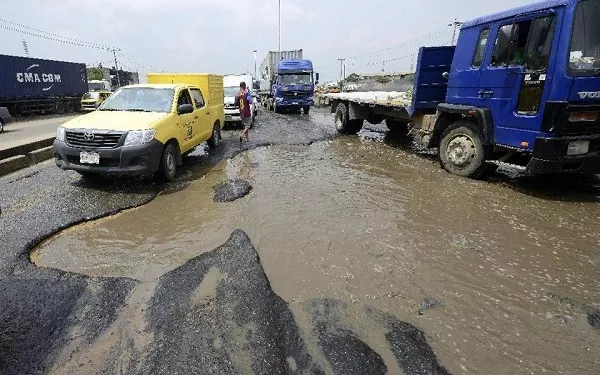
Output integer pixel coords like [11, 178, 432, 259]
[517, 16, 557, 115]
[523, 16, 556, 72]
[492, 20, 533, 67]
[568, 0, 600, 76]
[472, 28, 490, 68]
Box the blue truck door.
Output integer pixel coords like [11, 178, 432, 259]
[445, 27, 491, 108]
[478, 13, 560, 149]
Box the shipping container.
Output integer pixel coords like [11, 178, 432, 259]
[258, 49, 303, 84]
[0, 54, 87, 116]
[146, 73, 224, 107]
[0, 54, 87, 100]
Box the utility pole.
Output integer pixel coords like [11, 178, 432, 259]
[22, 39, 29, 57]
[338, 58, 345, 80]
[278, 0, 282, 52]
[449, 18, 462, 46]
[110, 48, 121, 87]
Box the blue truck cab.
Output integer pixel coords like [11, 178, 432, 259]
[273, 59, 319, 114]
[331, 0, 600, 178]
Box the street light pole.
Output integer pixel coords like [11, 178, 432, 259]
[253, 50, 257, 80]
[278, 0, 281, 52]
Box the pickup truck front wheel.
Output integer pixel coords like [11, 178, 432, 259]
[158, 143, 178, 182]
[334, 102, 363, 134]
[439, 121, 487, 179]
[207, 123, 221, 149]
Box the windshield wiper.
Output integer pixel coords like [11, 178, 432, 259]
[97, 108, 124, 111]
[124, 108, 153, 112]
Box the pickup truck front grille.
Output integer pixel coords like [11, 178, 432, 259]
[66, 131, 124, 149]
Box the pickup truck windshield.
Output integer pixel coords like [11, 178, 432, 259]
[569, 0, 600, 74]
[224, 87, 239, 97]
[83, 92, 100, 99]
[279, 74, 312, 85]
[99, 87, 174, 112]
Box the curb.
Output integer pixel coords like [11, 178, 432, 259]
[0, 143, 55, 177]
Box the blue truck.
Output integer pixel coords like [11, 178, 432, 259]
[327, 0, 600, 179]
[259, 50, 319, 114]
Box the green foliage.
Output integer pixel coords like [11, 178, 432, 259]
[87, 67, 105, 81]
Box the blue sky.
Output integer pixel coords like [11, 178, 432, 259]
[0, 0, 537, 81]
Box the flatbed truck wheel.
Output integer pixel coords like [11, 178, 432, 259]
[385, 119, 408, 136]
[439, 120, 487, 179]
[334, 102, 363, 134]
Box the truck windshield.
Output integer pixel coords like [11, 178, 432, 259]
[83, 92, 100, 100]
[279, 74, 312, 85]
[88, 83, 106, 91]
[569, 0, 600, 74]
[224, 87, 239, 97]
[99, 87, 174, 112]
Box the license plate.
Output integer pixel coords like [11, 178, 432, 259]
[80, 151, 100, 164]
[226, 115, 232, 120]
[292, 102, 298, 105]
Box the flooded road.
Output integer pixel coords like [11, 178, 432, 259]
[32, 129, 600, 374]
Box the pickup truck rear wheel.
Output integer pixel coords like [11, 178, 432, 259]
[439, 121, 487, 179]
[158, 143, 178, 182]
[207, 123, 221, 149]
[334, 102, 363, 134]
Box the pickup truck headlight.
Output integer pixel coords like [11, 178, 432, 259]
[124, 129, 156, 146]
[56, 126, 66, 142]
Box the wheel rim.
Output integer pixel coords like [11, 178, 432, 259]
[445, 134, 477, 168]
[166, 150, 176, 178]
[213, 127, 220, 145]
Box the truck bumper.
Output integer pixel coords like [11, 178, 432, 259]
[275, 98, 314, 107]
[53, 139, 164, 175]
[525, 136, 600, 175]
[224, 108, 242, 122]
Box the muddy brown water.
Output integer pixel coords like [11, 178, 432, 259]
[32, 135, 600, 374]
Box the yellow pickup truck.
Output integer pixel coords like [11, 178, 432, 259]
[53, 74, 224, 181]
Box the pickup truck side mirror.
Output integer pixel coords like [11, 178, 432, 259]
[178, 104, 194, 114]
[442, 72, 450, 80]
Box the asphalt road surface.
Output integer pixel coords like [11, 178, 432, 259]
[0, 108, 451, 374]
[0, 115, 78, 151]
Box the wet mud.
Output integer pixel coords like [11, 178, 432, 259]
[3, 107, 600, 374]
[2, 230, 449, 374]
[31, 133, 600, 374]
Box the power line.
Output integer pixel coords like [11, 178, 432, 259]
[345, 25, 452, 61]
[0, 18, 159, 72]
[0, 18, 114, 50]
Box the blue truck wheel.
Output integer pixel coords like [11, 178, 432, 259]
[439, 121, 487, 179]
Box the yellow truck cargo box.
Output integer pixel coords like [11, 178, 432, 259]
[147, 73, 224, 107]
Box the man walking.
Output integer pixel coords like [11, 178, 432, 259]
[235, 82, 253, 142]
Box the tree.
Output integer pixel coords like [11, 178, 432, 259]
[87, 67, 105, 81]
